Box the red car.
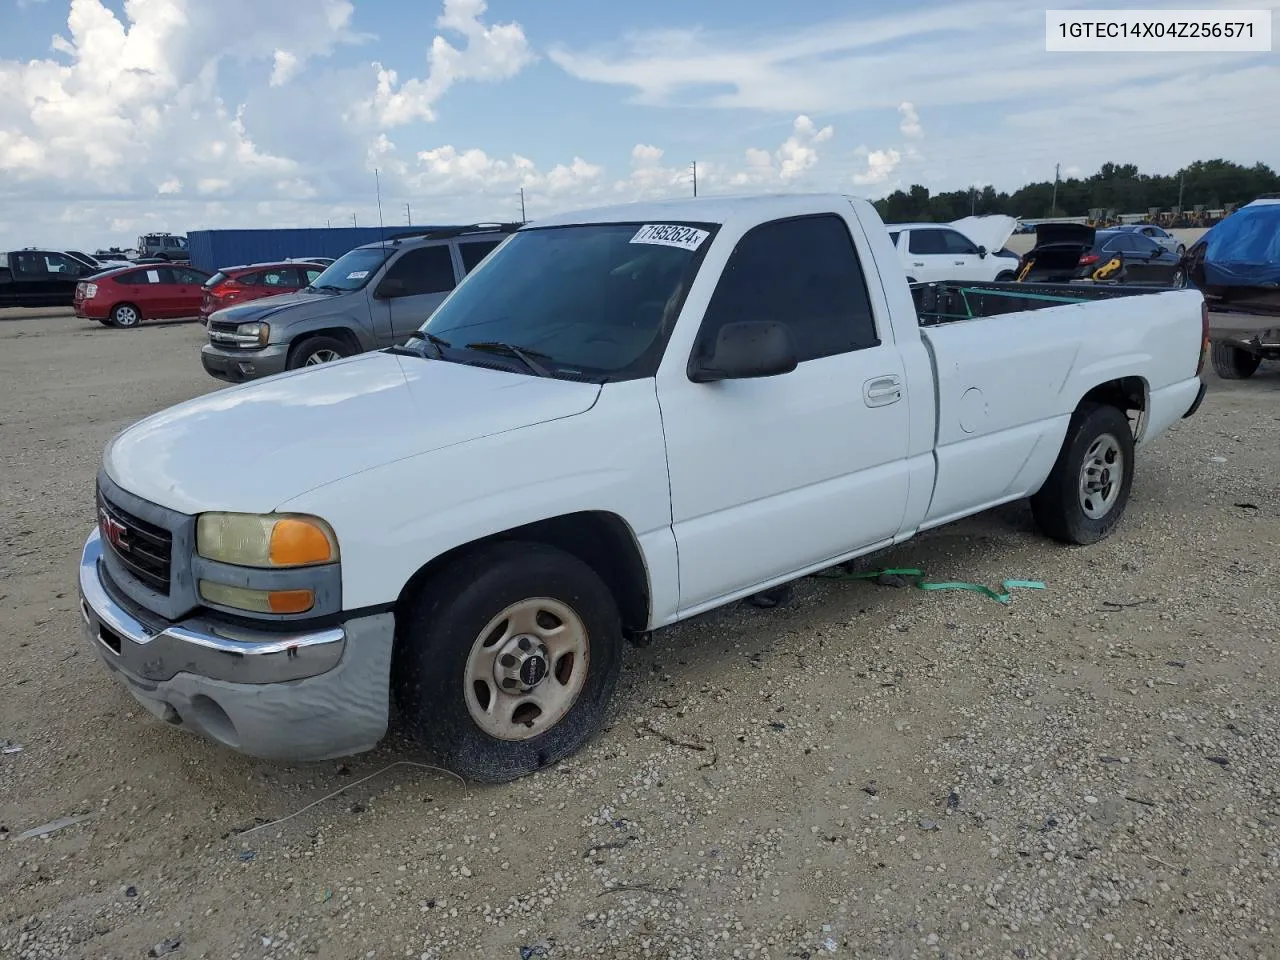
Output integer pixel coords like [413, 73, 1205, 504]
[74, 264, 212, 327]
[200, 261, 327, 321]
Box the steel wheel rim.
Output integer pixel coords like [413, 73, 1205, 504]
[304, 349, 341, 365]
[1079, 433, 1124, 520]
[1172, 269, 1185, 288]
[463, 597, 590, 741]
[115, 307, 138, 326]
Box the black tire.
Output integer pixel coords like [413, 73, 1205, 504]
[287, 334, 352, 370]
[995, 271, 1016, 282]
[1030, 402, 1135, 545]
[1211, 342, 1260, 380]
[392, 541, 624, 783]
[109, 303, 142, 328]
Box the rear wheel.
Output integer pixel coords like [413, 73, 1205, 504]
[1211, 342, 1260, 379]
[392, 542, 624, 783]
[109, 303, 141, 328]
[1031, 402, 1134, 545]
[287, 335, 351, 369]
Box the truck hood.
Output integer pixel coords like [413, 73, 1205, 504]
[209, 289, 352, 324]
[948, 215, 1018, 253]
[104, 352, 601, 515]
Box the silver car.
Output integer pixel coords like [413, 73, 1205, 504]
[1115, 224, 1185, 258]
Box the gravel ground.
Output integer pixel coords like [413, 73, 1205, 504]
[1, 314, 1277, 960]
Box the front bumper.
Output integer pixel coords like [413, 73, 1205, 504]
[200, 342, 290, 383]
[78, 529, 393, 761]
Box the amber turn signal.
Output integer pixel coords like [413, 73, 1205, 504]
[269, 518, 337, 567]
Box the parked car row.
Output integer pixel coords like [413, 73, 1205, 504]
[200, 223, 519, 382]
[1015, 224, 1186, 287]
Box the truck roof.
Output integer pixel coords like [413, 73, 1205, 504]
[529, 193, 863, 229]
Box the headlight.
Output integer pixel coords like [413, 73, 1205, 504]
[196, 513, 338, 568]
[236, 321, 270, 346]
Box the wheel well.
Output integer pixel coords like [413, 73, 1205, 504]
[1080, 376, 1147, 439]
[394, 511, 651, 639]
[292, 327, 361, 356]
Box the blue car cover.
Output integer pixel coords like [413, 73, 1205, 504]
[1200, 203, 1280, 288]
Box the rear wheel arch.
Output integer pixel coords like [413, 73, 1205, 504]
[1078, 376, 1148, 441]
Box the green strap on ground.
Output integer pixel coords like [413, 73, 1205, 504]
[814, 567, 1045, 605]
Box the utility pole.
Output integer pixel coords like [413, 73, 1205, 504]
[691, 161, 698, 198]
[1177, 171, 1185, 212]
[520, 187, 527, 223]
[970, 186, 977, 216]
[351, 213, 358, 228]
[1051, 163, 1060, 214]
[405, 203, 412, 225]
[326, 219, 331, 228]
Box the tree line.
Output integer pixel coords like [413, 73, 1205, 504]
[872, 159, 1280, 223]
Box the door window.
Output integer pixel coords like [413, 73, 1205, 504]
[383, 245, 456, 295]
[938, 229, 979, 255]
[698, 214, 879, 364]
[43, 252, 84, 274]
[459, 239, 502, 274]
[907, 229, 947, 255]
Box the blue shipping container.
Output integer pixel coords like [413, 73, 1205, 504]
[186, 226, 460, 274]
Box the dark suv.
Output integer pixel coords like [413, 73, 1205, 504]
[200, 224, 518, 383]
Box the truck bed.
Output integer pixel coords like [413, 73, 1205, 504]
[912, 280, 1170, 327]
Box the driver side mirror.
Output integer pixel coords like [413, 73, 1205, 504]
[977, 245, 988, 258]
[373, 277, 407, 299]
[688, 321, 798, 384]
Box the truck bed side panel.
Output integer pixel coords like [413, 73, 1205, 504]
[918, 290, 1202, 528]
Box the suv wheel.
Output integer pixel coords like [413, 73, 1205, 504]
[288, 335, 352, 369]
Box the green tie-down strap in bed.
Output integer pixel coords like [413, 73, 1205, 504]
[814, 566, 1046, 605]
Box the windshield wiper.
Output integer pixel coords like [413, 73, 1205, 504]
[404, 330, 452, 359]
[309, 284, 345, 294]
[465, 341, 553, 377]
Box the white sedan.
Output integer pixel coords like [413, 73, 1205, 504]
[1114, 224, 1185, 258]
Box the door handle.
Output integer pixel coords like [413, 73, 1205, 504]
[863, 375, 902, 407]
[954, 260, 965, 265]
[911, 261, 924, 267]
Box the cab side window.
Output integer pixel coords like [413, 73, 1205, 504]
[697, 214, 879, 364]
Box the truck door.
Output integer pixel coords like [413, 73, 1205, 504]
[657, 211, 913, 613]
[368, 245, 458, 345]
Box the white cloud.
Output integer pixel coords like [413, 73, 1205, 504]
[851, 147, 902, 186]
[270, 50, 300, 87]
[355, 0, 534, 128]
[898, 101, 922, 139]
[157, 178, 182, 195]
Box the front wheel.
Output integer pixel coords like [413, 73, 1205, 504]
[995, 271, 1017, 282]
[392, 541, 624, 783]
[287, 335, 351, 369]
[1211, 342, 1260, 379]
[1031, 402, 1135, 545]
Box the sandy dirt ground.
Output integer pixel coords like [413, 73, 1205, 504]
[1, 313, 1277, 960]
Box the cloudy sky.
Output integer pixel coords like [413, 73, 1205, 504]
[1, 0, 1276, 250]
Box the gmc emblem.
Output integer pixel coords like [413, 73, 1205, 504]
[99, 507, 129, 553]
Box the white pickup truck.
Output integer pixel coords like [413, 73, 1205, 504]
[78, 194, 1209, 783]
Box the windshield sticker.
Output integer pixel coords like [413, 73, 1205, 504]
[630, 224, 709, 251]
[346, 270, 369, 280]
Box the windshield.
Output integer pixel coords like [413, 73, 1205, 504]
[309, 247, 392, 292]
[420, 222, 716, 381]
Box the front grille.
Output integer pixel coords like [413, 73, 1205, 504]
[98, 490, 173, 594]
